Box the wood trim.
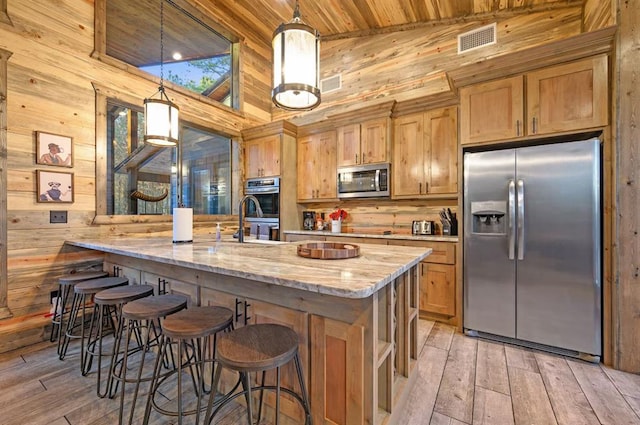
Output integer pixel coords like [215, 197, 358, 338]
[448, 26, 616, 88]
[0, 0, 11, 26]
[0, 47, 12, 319]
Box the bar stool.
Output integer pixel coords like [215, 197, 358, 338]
[144, 306, 234, 425]
[58, 276, 128, 362]
[204, 323, 312, 425]
[51, 270, 108, 352]
[113, 294, 188, 425]
[86, 284, 155, 398]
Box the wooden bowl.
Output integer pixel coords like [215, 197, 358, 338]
[297, 242, 360, 260]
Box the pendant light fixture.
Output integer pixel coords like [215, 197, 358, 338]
[272, 0, 320, 111]
[144, 0, 179, 147]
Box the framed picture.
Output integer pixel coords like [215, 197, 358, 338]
[36, 170, 74, 203]
[36, 131, 73, 167]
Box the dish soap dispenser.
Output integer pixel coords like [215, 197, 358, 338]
[216, 223, 222, 247]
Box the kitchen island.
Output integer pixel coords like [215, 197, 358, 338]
[66, 236, 431, 425]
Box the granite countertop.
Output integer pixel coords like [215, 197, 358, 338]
[283, 230, 459, 243]
[66, 236, 431, 299]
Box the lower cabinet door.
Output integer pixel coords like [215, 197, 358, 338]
[310, 315, 364, 425]
[420, 262, 456, 316]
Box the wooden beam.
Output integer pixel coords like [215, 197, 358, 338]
[614, 0, 640, 372]
[0, 47, 12, 319]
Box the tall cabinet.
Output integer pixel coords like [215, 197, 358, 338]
[241, 121, 300, 232]
[392, 106, 458, 198]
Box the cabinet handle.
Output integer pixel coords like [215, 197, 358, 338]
[419, 182, 422, 194]
[532, 117, 538, 134]
[516, 119, 521, 136]
[362, 153, 365, 163]
[425, 182, 429, 193]
[244, 301, 251, 325]
[355, 154, 358, 163]
[421, 263, 424, 276]
[235, 298, 243, 323]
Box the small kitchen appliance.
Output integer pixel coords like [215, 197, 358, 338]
[411, 220, 434, 235]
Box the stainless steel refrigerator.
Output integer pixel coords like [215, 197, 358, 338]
[463, 137, 601, 359]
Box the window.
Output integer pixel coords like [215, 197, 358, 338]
[104, 0, 238, 109]
[106, 99, 231, 215]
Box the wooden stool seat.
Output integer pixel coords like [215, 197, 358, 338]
[217, 323, 298, 372]
[161, 306, 234, 339]
[144, 306, 235, 424]
[51, 270, 108, 348]
[94, 284, 154, 306]
[122, 294, 188, 321]
[59, 270, 109, 284]
[74, 276, 129, 295]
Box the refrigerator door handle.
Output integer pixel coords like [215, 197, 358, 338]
[517, 179, 525, 260]
[508, 180, 516, 260]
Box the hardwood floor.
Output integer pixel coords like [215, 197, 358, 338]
[1, 320, 640, 424]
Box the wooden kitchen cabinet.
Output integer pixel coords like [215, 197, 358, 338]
[527, 55, 608, 135]
[244, 134, 280, 178]
[460, 76, 524, 144]
[393, 106, 457, 198]
[460, 55, 608, 144]
[297, 130, 337, 201]
[389, 239, 456, 319]
[420, 263, 455, 316]
[336, 118, 389, 167]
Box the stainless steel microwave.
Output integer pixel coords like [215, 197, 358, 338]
[337, 163, 390, 198]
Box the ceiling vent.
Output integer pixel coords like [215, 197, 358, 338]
[458, 23, 497, 54]
[321, 74, 341, 93]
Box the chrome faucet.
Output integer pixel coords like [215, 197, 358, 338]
[238, 194, 263, 243]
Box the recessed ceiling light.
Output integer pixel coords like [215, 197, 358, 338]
[172, 52, 182, 60]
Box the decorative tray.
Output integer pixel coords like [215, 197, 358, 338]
[297, 242, 360, 260]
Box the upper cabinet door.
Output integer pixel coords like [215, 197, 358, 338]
[527, 55, 608, 136]
[460, 75, 524, 145]
[297, 136, 315, 201]
[244, 135, 280, 178]
[425, 106, 457, 195]
[360, 118, 388, 164]
[336, 124, 361, 167]
[315, 131, 338, 199]
[393, 113, 425, 197]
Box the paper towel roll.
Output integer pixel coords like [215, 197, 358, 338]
[173, 207, 193, 243]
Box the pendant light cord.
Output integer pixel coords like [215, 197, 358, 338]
[159, 0, 165, 90]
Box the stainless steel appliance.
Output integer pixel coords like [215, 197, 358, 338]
[412, 220, 434, 235]
[337, 163, 390, 198]
[463, 137, 602, 360]
[244, 177, 279, 239]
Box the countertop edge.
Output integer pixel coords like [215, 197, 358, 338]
[66, 238, 431, 299]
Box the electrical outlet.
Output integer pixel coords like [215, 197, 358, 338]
[50, 210, 67, 224]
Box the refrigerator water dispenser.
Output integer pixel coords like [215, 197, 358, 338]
[471, 201, 506, 235]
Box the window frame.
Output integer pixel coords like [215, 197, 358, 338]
[92, 83, 242, 224]
[93, 0, 242, 113]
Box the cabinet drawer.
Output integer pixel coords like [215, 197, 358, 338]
[387, 240, 455, 264]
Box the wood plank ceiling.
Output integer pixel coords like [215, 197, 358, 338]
[107, 0, 580, 67]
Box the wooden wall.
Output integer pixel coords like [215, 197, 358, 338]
[0, 0, 272, 352]
[614, 0, 640, 371]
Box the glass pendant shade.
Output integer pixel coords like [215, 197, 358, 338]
[144, 89, 179, 146]
[272, 11, 320, 110]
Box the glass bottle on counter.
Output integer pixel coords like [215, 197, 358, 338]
[316, 212, 324, 231]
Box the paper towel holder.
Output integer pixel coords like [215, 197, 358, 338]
[173, 207, 193, 243]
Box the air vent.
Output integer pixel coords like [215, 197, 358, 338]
[458, 23, 497, 54]
[321, 74, 341, 93]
